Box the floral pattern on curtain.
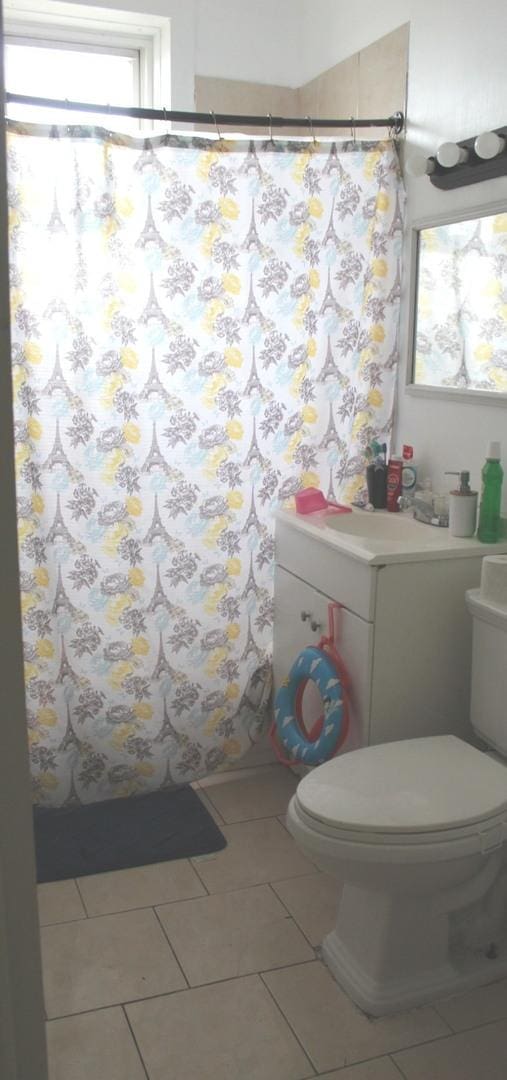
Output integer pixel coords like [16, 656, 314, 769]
[414, 213, 507, 391]
[7, 123, 404, 805]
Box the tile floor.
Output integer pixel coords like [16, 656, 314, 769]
[39, 763, 507, 1079]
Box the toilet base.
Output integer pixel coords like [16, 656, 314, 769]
[322, 919, 507, 1017]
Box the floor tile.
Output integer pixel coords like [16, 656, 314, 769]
[198, 764, 281, 788]
[435, 976, 507, 1032]
[42, 907, 186, 1017]
[317, 1059, 403, 1080]
[393, 1017, 507, 1079]
[156, 883, 313, 985]
[38, 880, 87, 926]
[46, 1007, 145, 1080]
[263, 961, 449, 1074]
[202, 764, 299, 823]
[77, 858, 205, 917]
[272, 872, 339, 946]
[195, 786, 226, 826]
[191, 817, 315, 893]
[126, 974, 313, 1080]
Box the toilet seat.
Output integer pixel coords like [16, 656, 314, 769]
[292, 735, 507, 862]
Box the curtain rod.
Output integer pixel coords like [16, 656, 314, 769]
[5, 93, 404, 134]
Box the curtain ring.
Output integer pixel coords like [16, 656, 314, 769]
[350, 116, 356, 142]
[210, 110, 222, 140]
[163, 106, 168, 124]
[305, 115, 317, 145]
[267, 112, 274, 144]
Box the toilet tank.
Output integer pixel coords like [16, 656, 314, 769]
[466, 589, 507, 756]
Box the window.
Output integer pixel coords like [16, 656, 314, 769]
[3, 0, 171, 132]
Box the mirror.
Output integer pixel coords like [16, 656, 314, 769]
[409, 207, 507, 396]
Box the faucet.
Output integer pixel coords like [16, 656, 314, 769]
[398, 491, 449, 528]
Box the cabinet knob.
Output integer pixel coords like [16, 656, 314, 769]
[310, 619, 322, 632]
[300, 611, 311, 622]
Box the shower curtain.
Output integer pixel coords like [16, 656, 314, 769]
[7, 121, 404, 805]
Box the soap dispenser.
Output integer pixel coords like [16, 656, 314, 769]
[445, 470, 478, 537]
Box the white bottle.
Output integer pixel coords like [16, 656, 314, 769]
[446, 471, 478, 538]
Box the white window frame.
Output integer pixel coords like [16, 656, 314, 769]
[3, 0, 172, 120]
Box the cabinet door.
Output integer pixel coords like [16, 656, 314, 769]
[274, 566, 373, 753]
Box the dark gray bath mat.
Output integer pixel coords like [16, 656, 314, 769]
[33, 785, 227, 883]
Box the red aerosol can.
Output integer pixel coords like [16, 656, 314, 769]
[386, 455, 403, 512]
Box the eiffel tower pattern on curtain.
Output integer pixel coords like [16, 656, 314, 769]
[7, 120, 404, 805]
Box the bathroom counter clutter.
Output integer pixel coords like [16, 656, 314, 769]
[275, 506, 507, 565]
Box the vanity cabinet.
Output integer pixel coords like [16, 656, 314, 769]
[274, 512, 498, 753]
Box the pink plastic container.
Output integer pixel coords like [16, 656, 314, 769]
[294, 487, 352, 515]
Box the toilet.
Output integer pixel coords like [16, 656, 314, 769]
[286, 588, 507, 1016]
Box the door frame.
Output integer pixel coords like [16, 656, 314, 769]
[0, 8, 48, 1076]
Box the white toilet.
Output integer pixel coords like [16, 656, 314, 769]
[286, 588, 507, 1016]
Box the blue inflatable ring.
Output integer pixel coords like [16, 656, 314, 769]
[273, 645, 345, 765]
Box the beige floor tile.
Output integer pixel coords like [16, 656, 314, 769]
[126, 974, 313, 1080]
[38, 880, 87, 926]
[435, 976, 507, 1032]
[318, 1059, 403, 1080]
[77, 858, 206, 916]
[46, 1007, 145, 1080]
[156, 883, 313, 985]
[272, 872, 339, 946]
[393, 1018, 507, 1079]
[191, 817, 315, 893]
[202, 764, 299, 823]
[198, 764, 279, 787]
[263, 961, 449, 1074]
[195, 786, 226, 826]
[42, 907, 186, 1017]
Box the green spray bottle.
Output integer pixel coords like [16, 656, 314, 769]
[477, 442, 504, 543]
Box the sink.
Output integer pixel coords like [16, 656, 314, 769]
[275, 506, 507, 564]
[326, 511, 446, 544]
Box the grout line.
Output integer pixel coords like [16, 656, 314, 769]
[73, 877, 89, 917]
[41, 894, 206, 923]
[389, 1053, 411, 1079]
[188, 857, 211, 894]
[45, 968, 313, 1023]
[180, 954, 319, 992]
[267, 881, 319, 951]
[432, 1000, 458, 1032]
[121, 1005, 151, 1080]
[259, 970, 317, 1077]
[204, 810, 295, 826]
[194, 787, 228, 828]
[39, 914, 88, 929]
[152, 906, 190, 989]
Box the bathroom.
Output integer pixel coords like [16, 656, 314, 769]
[2, 1, 507, 1078]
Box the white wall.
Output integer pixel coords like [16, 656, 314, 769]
[194, 0, 304, 86]
[63, 0, 307, 100]
[297, 0, 507, 506]
[298, 0, 409, 84]
[398, 0, 507, 507]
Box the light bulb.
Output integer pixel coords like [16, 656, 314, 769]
[405, 152, 436, 177]
[436, 142, 469, 168]
[474, 131, 506, 159]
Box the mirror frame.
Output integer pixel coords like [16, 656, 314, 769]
[406, 199, 507, 407]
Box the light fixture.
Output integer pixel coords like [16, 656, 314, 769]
[474, 131, 506, 159]
[436, 142, 469, 168]
[405, 152, 436, 177]
[410, 124, 507, 189]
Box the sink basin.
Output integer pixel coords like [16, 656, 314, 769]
[326, 511, 446, 544]
[276, 506, 507, 564]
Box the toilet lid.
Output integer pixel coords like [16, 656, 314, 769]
[296, 736, 507, 834]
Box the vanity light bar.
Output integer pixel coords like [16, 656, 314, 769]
[407, 125, 507, 189]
